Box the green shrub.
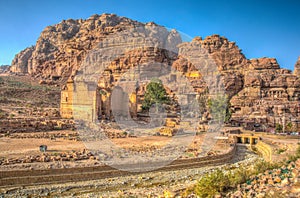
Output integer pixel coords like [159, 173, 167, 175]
[193, 144, 300, 197]
[276, 148, 286, 154]
[193, 160, 281, 197]
[286, 144, 300, 163]
[252, 160, 280, 175]
[53, 126, 62, 130]
[295, 144, 300, 158]
[228, 166, 249, 186]
[194, 169, 230, 198]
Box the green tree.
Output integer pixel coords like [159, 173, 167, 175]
[225, 103, 232, 123]
[275, 123, 283, 133]
[207, 94, 231, 123]
[142, 79, 170, 111]
[286, 122, 293, 132]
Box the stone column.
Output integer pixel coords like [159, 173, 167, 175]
[250, 138, 254, 145]
[242, 137, 245, 144]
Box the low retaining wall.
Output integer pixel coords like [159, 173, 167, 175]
[255, 141, 273, 161]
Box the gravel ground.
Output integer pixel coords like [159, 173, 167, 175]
[1, 145, 259, 197]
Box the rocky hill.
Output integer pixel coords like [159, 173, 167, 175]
[10, 14, 144, 83]
[9, 13, 300, 130]
[0, 65, 10, 73]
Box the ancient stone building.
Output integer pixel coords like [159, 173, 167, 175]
[60, 79, 74, 119]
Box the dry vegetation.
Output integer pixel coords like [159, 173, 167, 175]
[0, 76, 60, 108]
[186, 145, 300, 198]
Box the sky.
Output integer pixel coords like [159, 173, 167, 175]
[0, 0, 299, 70]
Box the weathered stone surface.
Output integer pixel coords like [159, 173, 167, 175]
[230, 55, 300, 130]
[228, 160, 300, 198]
[0, 65, 10, 73]
[9, 14, 300, 131]
[10, 46, 34, 73]
[11, 14, 145, 82]
[294, 56, 300, 77]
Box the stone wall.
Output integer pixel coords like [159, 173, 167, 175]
[255, 141, 273, 161]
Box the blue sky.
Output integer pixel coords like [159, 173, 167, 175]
[0, 0, 299, 70]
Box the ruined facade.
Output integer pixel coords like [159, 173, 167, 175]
[230, 58, 300, 130]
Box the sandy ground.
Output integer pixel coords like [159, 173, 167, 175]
[0, 131, 228, 159]
[0, 138, 85, 159]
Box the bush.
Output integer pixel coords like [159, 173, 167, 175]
[193, 160, 281, 197]
[228, 166, 249, 186]
[286, 144, 300, 163]
[192, 144, 300, 197]
[295, 144, 300, 158]
[276, 148, 286, 154]
[194, 169, 230, 198]
[252, 160, 280, 175]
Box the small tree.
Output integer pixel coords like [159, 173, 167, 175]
[207, 94, 231, 123]
[225, 102, 232, 123]
[286, 122, 293, 132]
[142, 79, 170, 111]
[275, 123, 283, 133]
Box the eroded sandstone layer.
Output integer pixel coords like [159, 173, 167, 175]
[10, 14, 300, 130]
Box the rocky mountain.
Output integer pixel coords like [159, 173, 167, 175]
[9, 13, 300, 130]
[10, 14, 145, 83]
[0, 65, 10, 73]
[10, 47, 34, 73]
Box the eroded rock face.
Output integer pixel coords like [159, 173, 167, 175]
[10, 46, 34, 73]
[0, 65, 10, 73]
[294, 56, 300, 77]
[11, 14, 146, 82]
[10, 14, 300, 130]
[195, 35, 246, 98]
[231, 57, 300, 130]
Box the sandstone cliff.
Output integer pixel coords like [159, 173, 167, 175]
[294, 56, 300, 77]
[11, 14, 145, 82]
[10, 46, 34, 73]
[10, 14, 300, 130]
